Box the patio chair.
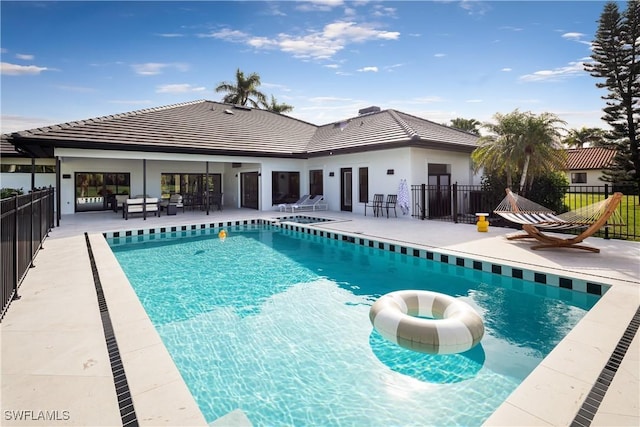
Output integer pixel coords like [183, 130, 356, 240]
[493, 188, 624, 253]
[385, 194, 397, 218]
[278, 194, 310, 212]
[287, 195, 328, 212]
[160, 194, 184, 213]
[364, 194, 384, 217]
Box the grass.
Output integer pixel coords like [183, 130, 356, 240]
[563, 192, 640, 241]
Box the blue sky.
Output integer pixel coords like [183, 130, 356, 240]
[0, 1, 618, 134]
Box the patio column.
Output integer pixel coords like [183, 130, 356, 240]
[205, 161, 210, 215]
[31, 157, 36, 191]
[143, 159, 147, 220]
[55, 156, 61, 227]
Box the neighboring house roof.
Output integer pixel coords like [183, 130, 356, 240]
[0, 134, 22, 157]
[566, 147, 616, 170]
[4, 99, 479, 158]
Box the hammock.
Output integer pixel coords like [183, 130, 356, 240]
[493, 188, 625, 253]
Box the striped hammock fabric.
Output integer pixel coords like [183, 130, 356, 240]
[494, 189, 625, 229]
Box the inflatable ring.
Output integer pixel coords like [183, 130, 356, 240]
[369, 290, 484, 354]
[218, 230, 227, 240]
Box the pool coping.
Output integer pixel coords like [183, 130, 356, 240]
[98, 217, 640, 426]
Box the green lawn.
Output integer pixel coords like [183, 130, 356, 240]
[563, 192, 640, 241]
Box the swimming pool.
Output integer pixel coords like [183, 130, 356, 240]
[109, 224, 602, 426]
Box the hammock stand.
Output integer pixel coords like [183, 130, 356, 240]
[493, 188, 624, 253]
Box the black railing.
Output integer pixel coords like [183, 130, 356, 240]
[1, 187, 55, 320]
[411, 183, 639, 241]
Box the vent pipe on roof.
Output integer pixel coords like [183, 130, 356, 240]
[358, 106, 381, 115]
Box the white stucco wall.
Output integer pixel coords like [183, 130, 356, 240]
[7, 146, 478, 214]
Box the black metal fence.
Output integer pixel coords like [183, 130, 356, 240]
[411, 183, 639, 241]
[1, 187, 55, 320]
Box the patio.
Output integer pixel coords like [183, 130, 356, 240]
[1, 208, 638, 426]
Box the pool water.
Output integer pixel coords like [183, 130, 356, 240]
[109, 226, 600, 426]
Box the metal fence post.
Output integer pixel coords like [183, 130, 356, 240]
[12, 194, 20, 301]
[420, 184, 426, 220]
[452, 183, 458, 223]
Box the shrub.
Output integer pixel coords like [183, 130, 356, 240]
[1, 187, 24, 199]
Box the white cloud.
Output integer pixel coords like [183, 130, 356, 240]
[156, 33, 184, 38]
[501, 67, 512, 72]
[132, 62, 189, 75]
[499, 26, 523, 32]
[199, 28, 249, 41]
[203, 21, 399, 60]
[1, 62, 48, 75]
[324, 64, 340, 69]
[156, 84, 206, 93]
[16, 53, 34, 60]
[466, 99, 483, 103]
[357, 66, 378, 72]
[434, 53, 446, 58]
[562, 32, 591, 46]
[460, 0, 491, 16]
[519, 60, 586, 82]
[296, 0, 344, 12]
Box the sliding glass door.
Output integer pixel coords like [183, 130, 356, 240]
[75, 172, 130, 212]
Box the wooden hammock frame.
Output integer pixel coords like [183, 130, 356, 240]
[494, 188, 624, 253]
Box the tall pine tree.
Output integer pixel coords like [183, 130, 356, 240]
[585, 1, 639, 189]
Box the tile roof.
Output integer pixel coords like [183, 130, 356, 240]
[0, 134, 21, 156]
[307, 109, 478, 155]
[566, 147, 617, 170]
[4, 100, 479, 158]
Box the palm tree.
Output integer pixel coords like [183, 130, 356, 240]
[215, 68, 267, 108]
[472, 110, 528, 189]
[472, 110, 567, 192]
[562, 127, 607, 148]
[266, 95, 294, 114]
[450, 117, 481, 135]
[517, 112, 567, 191]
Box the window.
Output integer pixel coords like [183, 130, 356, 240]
[309, 170, 323, 197]
[571, 172, 587, 184]
[272, 171, 300, 204]
[161, 173, 221, 198]
[0, 164, 55, 173]
[358, 167, 369, 203]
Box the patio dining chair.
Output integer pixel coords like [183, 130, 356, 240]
[385, 194, 397, 218]
[365, 194, 384, 217]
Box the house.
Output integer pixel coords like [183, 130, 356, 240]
[0, 135, 56, 192]
[2, 100, 480, 216]
[566, 147, 616, 186]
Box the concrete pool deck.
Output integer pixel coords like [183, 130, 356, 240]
[1, 209, 638, 426]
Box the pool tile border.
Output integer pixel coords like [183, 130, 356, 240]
[102, 219, 609, 296]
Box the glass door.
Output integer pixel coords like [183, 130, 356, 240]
[75, 172, 131, 212]
[340, 168, 352, 211]
[241, 172, 259, 209]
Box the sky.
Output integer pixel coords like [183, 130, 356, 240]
[0, 0, 622, 135]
